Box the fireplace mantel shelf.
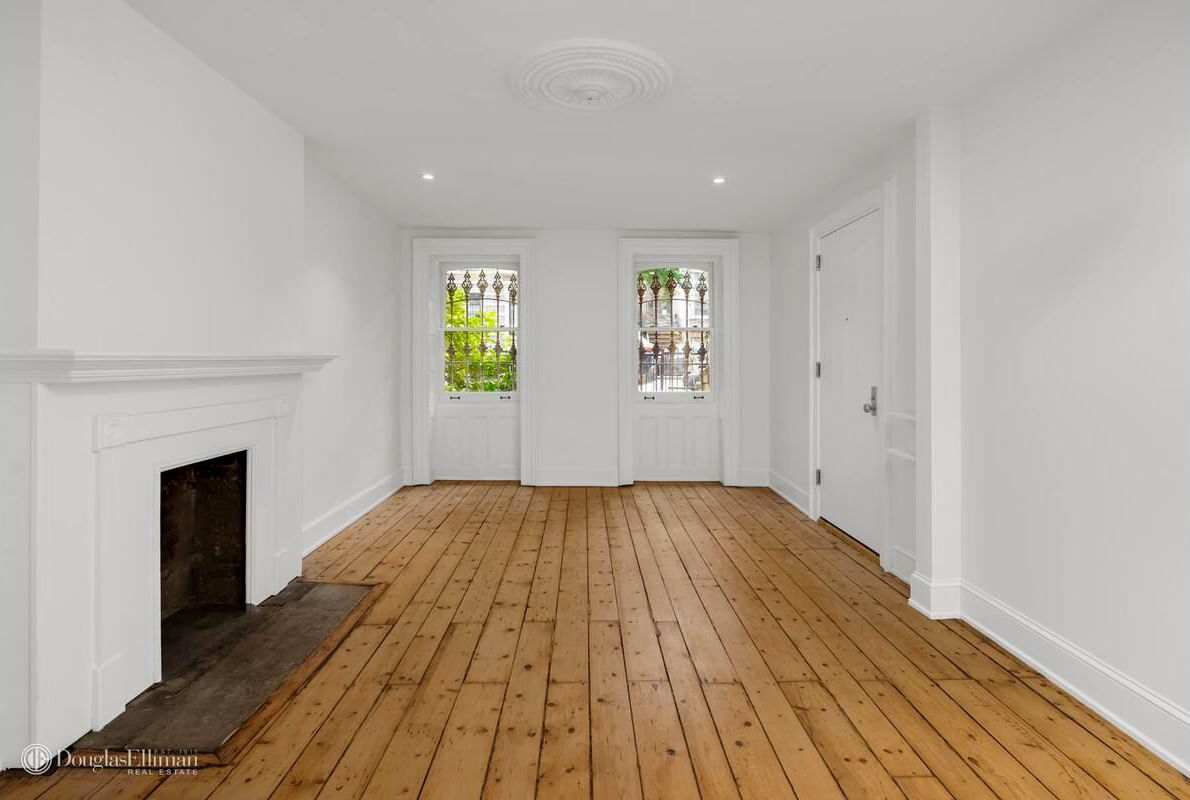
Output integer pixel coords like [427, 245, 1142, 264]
[0, 350, 336, 383]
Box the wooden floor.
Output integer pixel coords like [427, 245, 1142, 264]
[5, 482, 1189, 799]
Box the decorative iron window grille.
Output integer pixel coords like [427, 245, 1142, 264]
[636, 267, 710, 393]
[443, 267, 518, 392]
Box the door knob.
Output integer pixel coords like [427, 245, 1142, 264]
[862, 386, 878, 416]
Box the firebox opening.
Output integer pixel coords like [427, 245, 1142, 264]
[160, 450, 248, 621]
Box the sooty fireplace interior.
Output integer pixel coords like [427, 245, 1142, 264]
[160, 450, 248, 620]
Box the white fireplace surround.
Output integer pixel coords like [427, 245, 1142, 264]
[92, 397, 291, 728]
[0, 351, 333, 769]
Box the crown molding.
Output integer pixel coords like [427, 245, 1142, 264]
[0, 350, 336, 384]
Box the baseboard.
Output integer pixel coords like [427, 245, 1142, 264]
[768, 470, 810, 516]
[733, 467, 770, 487]
[533, 467, 620, 486]
[908, 572, 962, 619]
[889, 546, 915, 582]
[532, 467, 764, 487]
[433, 468, 518, 481]
[301, 473, 402, 556]
[961, 583, 1190, 777]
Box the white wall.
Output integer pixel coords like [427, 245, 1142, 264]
[768, 137, 917, 576]
[31, 0, 406, 555]
[405, 228, 771, 485]
[300, 159, 403, 552]
[36, 0, 304, 352]
[0, 0, 40, 348]
[738, 232, 773, 484]
[959, 0, 1190, 769]
[534, 230, 621, 484]
[0, 3, 41, 763]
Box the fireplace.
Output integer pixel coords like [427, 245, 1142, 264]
[160, 450, 248, 620]
[79, 395, 306, 733]
[0, 351, 333, 767]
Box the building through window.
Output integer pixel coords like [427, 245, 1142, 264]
[636, 266, 710, 393]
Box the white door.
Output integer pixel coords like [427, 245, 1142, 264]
[818, 209, 883, 551]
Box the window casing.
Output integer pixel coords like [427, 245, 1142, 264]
[636, 265, 711, 395]
[442, 266, 518, 394]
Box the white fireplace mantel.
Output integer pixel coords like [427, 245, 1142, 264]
[0, 349, 336, 383]
[0, 349, 335, 770]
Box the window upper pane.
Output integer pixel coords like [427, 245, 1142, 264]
[444, 268, 518, 329]
[636, 268, 709, 329]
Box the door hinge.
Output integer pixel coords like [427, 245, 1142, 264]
[815, 361, 821, 378]
[815, 468, 822, 485]
[815, 254, 822, 271]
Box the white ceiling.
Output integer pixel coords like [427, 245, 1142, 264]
[129, 0, 1110, 230]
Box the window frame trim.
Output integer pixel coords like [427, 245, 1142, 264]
[617, 239, 740, 485]
[411, 238, 536, 485]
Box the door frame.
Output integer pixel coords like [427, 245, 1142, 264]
[410, 237, 537, 485]
[617, 237, 740, 486]
[809, 179, 898, 562]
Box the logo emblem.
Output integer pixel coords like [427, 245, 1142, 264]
[21, 743, 53, 775]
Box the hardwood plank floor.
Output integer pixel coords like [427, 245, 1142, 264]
[6, 480, 1188, 800]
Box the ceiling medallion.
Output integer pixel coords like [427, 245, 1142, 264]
[511, 39, 672, 111]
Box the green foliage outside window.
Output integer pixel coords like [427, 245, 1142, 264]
[443, 288, 517, 392]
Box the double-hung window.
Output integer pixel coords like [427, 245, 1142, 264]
[636, 265, 711, 395]
[442, 266, 518, 393]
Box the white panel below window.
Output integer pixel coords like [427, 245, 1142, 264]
[431, 402, 519, 480]
[633, 403, 721, 481]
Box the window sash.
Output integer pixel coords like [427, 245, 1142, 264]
[442, 266, 518, 394]
[634, 267, 713, 394]
[442, 330, 518, 394]
[636, 327, 712, 395]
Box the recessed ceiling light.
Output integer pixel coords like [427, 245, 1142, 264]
[711, 176, 727, 185]
[421, 173, 436, 181]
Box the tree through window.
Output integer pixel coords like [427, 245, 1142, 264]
[636, 266, 710, 393]
[443, 267, 517, 391]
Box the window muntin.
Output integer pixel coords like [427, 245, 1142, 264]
[636, 266, 710, 393]
[443, 267, 518, 392]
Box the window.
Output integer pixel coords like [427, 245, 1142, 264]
[636, 266, 710, 393]
[443, 267, 518, 392]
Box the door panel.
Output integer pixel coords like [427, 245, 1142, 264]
[819, 209, 883, 552]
